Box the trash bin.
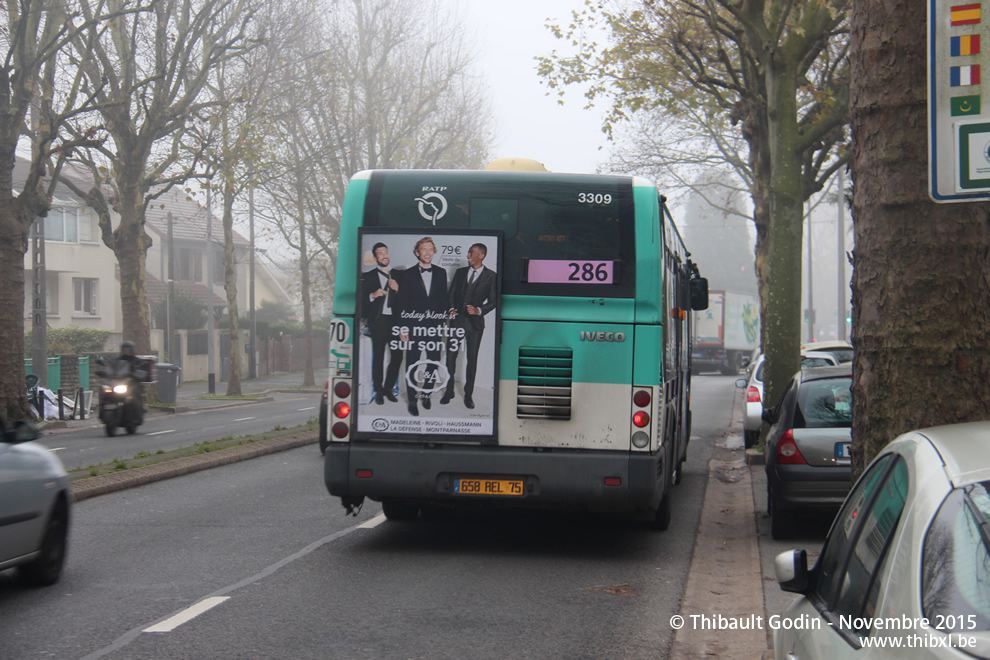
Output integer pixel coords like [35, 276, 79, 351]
[155, 363, 181, 404]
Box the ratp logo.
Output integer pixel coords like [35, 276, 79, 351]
[415, 192, 448, 225]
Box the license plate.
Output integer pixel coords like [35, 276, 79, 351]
[454, 477, 524, 497]
[836, 443, 852, 459]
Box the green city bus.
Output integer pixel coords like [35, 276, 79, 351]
[324, 161, 708, 529]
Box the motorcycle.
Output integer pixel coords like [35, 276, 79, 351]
[95, 358, 146, 437]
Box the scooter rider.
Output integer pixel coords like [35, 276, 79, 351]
[117, 341, 149, 401]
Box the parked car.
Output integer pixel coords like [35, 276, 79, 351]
[736, 352, 839, 449]
[800, 339, 853, 363]
[762, 363, 852, 540]
[772, 421, 990, 659]
[318, 381, 329, 455]
[0, 414, 71, 586]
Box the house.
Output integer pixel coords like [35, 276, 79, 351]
[20, 157, 121, 333]
[20, 156, 293, 341]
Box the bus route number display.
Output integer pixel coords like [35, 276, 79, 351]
[527, 259, 615, 284]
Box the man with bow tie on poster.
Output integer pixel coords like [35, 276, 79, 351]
[441, 243, 497, 409]
[361, 242, 403, 405]
[396, 236, 449, 416]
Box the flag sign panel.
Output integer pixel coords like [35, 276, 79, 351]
[930, 1, 990, 200]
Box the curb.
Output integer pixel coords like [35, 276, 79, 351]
[71, 431, 317, 502]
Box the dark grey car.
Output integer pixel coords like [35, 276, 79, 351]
[763, 364, 853, 540]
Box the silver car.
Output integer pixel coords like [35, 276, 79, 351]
[773, 421, 990, 658]
[0, 415, 71, 586]
[736, 352, 838, 449]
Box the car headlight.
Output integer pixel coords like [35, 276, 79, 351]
[112, 384, 129, 394]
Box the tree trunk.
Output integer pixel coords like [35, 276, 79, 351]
[0, 198, 31, 419]
[297, 186, 315, 388]
[849, 0, 990, 477]
[222, 180, 242, 396]
[114, 184, 153, 355]
[762, 58, 804, 411]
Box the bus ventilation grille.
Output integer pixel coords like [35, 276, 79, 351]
[517, 347, 573, 420]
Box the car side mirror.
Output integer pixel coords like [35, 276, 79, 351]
[735, 378, 748, 389]
[775, 549, 810, 594]
[690, 277, 709, 311]
[762, 408, 775, 424]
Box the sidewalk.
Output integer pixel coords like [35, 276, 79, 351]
[41, 367, 328, 430]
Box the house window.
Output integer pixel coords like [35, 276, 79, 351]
[73, 278, 98, 315]
[45, 207, 94, 243]
[179, 248, 203, 282]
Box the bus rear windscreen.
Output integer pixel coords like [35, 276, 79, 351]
[363, 171, 636, 297]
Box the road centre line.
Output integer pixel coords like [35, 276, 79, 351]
[146, 430, 175, 436]
[234, 416, 255, 422]
[298, 406, 315, 411]
[143, 597, 230, 633]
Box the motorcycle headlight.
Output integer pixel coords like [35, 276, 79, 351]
[112, 384, 129, 394]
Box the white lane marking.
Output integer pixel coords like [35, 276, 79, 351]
[146, 430, 175, 436]
[359, 514, 386, 529]
[234, 416, 255, 422]
[298, 406, 316, 412]
[49, 447, 66, 452]
[143, 596, 230, 633]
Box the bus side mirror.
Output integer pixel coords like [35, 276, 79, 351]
[690, 278, 709, 311]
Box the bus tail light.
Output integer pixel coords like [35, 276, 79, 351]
[630, 386, 656, 450]
[777, 431, 807, 464]
[330, 377, 353, 442]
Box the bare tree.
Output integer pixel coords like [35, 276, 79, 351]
[255, 0, 492, 386]
[0, 0, 134, 417]
[60, 0, 259, 355]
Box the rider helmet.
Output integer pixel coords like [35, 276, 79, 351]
[120, 341, 136, 357]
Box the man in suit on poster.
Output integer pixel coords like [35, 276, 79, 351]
[361, 242, 403, 405]
[397, 237, 448, 416]
[441, 243, 497, 409]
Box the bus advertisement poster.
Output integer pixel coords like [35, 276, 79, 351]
[354, 228, 502, 440]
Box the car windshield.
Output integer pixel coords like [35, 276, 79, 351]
[922, 480, 990, 632]
[801, 356, 835, 369]
[794, 377, 853, 428]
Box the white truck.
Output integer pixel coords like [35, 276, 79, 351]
[691, 290, 760, 375]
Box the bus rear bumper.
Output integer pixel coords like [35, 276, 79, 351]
[325, 442, 667, 514]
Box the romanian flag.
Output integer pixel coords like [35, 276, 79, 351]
[951, 95, 982, 115]
[950, 3, 982, 25]
[951, 34, 981, 56]
[951, 64, 981, 86]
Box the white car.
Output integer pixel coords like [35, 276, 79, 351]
[0, 415, 71, 586]
[800, 339, 853, 363]
[736, 352, 838, 448]
[772, 421, 990, 659]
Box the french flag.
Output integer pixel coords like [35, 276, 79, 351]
[951, 64, 981, 86]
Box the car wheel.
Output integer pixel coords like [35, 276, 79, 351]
[382, 500, 419, 521]
[769, 490, 793, 540]
[744, 430, 758, 449]
[18, 498, 69, 587]
[126, 425, 138, 435]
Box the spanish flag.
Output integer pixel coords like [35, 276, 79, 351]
[951, 34, 981, 56]
[950, 3, 981, 26]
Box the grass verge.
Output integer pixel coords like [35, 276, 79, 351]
[67, 419, 318, 482]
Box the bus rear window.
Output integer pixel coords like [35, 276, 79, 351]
[364, 171, 636, 297]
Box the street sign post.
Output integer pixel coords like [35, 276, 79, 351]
[929, 1, 990, 201]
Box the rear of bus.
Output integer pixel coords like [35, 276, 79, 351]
[325, 168, 689, 527]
